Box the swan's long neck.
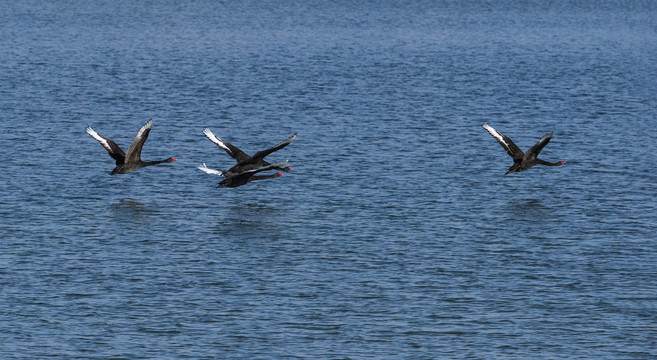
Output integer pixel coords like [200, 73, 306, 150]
[536, 159, 565, 166]
[140, 158, 176, 167]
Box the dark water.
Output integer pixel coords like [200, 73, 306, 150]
[2, 1, 657, 358]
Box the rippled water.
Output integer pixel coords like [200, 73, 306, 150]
[1, 1, 657, 358]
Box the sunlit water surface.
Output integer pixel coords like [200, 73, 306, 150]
[1, 1, 656, 358]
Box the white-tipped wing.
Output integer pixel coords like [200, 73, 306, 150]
[203, 128, 232, 155]
[197, 163, 226, 176]
[483, 124, 507, 147]
[482, 123, 524, 159]
[135, 118, 153, 140]
[86, 127, 112, 152]
[525, 132, 554, 160]
[86, 126, 125, 164]
[251, 133, 297, 161]
[125, 118, 153, 163]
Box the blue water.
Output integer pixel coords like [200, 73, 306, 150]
[1, 1, 657, 358]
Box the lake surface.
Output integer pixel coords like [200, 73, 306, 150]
[1, 1, 657, 358]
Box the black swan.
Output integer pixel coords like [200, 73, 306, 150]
[86, 119, 176, 175]
[198, 161, 288, 188]
[483, 123, 565, 175]
[202, 128, 295, 175]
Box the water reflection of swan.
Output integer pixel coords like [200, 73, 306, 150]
[109, 198, 160, 224]
[210, 202, 289, 240]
